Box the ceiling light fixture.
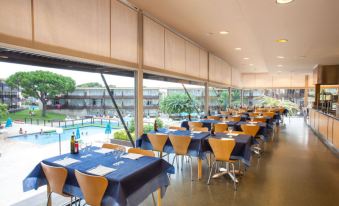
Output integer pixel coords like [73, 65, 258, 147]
[276, 0, 294, 4]
[249, 64, 254, 66]
[276, 39, 288, 43]
[277, 56, 285, 59]
[219, 31, 229, 35]
[235, 47, 242, 51]
[243, 57, 249, 60]
[277, 64, 283, 67]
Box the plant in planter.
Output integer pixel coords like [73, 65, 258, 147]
[254, 96, 300, 116]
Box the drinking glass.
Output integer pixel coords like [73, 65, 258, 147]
[228, 126, 233, 134]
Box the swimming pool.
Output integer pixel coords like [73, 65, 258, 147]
[10, 126, 114, 145]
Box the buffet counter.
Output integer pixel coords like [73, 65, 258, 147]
[309, 109, 339, 152]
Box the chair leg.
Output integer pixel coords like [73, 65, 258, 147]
[230, 163, 238, 191]
[151, 193, 156, 206]
[46, 192, 52, 206]
[188, 156, 193, 181]
[207, 161, 216, 185]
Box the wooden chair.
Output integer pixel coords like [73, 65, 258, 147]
[102, 143, 126, 152]
[169, 135, 193, 180]
[207, 116, 221, 121]
[147, 133, 168, 158]
[168, 126, 187, 131]
[188, 122, 203, 130]
[228, 116, 241, 122]
[74, 170, 108, 206]
[41, 162, 73, 206]
[220, 111, 230, 116]
[263, 112, 275, 118]
[128, 148, 155, 157]
[191, 127, 209, 132]
[214, 123, 228, 133]
[241, 124, 260, 137]
[207, 138, 238, 190]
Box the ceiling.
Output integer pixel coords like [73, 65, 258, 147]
[128, 0, 339, 74]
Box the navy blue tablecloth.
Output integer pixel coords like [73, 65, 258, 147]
[23, 147, 174, 206]
[136, 129, 253, 166]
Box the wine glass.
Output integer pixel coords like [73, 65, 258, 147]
[250, 117, 254, 122]
[228, 126, 233, 134]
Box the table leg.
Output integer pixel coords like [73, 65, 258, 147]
[198, 158, 202, 180]
[157, 188, 162, 206]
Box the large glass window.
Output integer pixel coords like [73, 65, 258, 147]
[231, 88, 241, 107]
[208, 87, 229, 114]
[0, 61, 135, 205]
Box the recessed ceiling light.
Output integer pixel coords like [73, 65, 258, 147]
[235, 47, 242, 51]
[249, 64, 254, 66]
[276, 39, 288, 43]
[0, 55, 8, 59]
[219, 31, 229, 35]
[277, 64, 283, 67]
[277, 56, 285, 59]
[276, 0, 294, 4]
[243, 57, 249, 60]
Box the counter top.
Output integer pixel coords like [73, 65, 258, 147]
[310, 109, 339, 121]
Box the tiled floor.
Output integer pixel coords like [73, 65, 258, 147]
[10, 118, 339, 206]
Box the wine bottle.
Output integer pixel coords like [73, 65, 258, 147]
[70, 132, 75, 154]
[154, 120, 158, 132]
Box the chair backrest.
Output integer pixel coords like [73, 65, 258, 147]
[214, 123, 228, 133]
[188, 122, 203, 130]
[208, 138, 235, 161]
[168, 126, 187, 131]
[191, 127, 209, 132]
[254, 117, 266, 123]
[75, 170, 108, 206]
[41, 162, 68, 195]
[207, 116, 221, 121]
[263, 112, 275, 118]
[169, 135, 191, 155]
[147, 133, 168, 152]
[128, 148, 155, 157]
[228, 116, 241, 122]
[248, 112, 255, 117]
[241, 124, 260, 137]
[279, 108, 285, 114]
[102, 143, 126, 152]
[220, 111, 230, 116]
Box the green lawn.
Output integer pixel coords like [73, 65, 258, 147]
[0, 109, 66, 122]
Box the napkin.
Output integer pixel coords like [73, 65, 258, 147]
[94, 148, 114, 154]
[87, 165, 116, 176]
[53, 157, 80, 166]
[226, 133, 239, 136]
[192, 131, 202, 134]
[121, 153, 144, 160]
[248, 121, 258, 124]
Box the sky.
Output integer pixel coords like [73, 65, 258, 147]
[0, 62, 203, 89]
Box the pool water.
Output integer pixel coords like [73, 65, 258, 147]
[10, 126, 114, 145]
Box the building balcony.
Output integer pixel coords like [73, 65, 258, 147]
[53, 94, 159, 100]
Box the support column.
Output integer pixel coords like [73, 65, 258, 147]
[136, 10, 144, 137]
[315, 84, 320, 109]
[204, 82, 209, 115]
[304, 75, 309, 107]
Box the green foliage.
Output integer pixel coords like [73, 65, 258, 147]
[77, 82, 103, 88]
[6, 71, 76, 117]
[143, 124, 154, 134]
[128, 118, 135, 133]
[113, 130, 135, 141]
[0, 109, 66, 121]
[254, 96, 300, 116]
[160, 93, 196, 115]
[0, 103, 8, 118]
[155, 117, 164, 128]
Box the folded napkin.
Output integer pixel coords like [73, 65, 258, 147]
[87, 165, 116, 176]
[192, 131, 202, 134]
[121, 153, 144, 160]
[53, 157, 80, 166]
[226, 133, 239, 136]
[94, 148, 114, 154]
[248, 121, 258, 124]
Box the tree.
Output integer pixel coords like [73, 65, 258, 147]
[78, 82, 103, 88]
[0, 103, 8, 118]
[160, 93, 196, 115]
[6, 71, 76, 117]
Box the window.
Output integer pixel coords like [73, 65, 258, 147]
[208, 87, 229, 114]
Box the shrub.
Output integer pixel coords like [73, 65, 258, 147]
[113, 130, 135, 141]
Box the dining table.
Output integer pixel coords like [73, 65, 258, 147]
[136, 129, 254, 180]
[23, 146, 174, 206]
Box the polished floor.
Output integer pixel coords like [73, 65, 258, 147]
[13, 118, 339, 206]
